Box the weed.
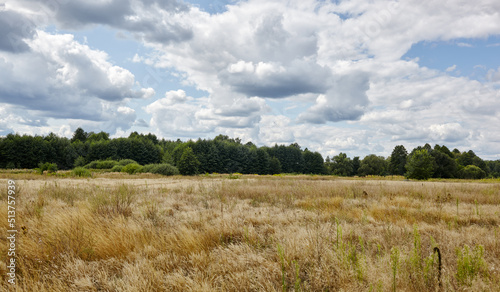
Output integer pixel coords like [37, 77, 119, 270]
[277, 243, 287, 291]
[72, 167, 92, 177]
[456, 244, 488, 286]
[294, 260, 301, 292]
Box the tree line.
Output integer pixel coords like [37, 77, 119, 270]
[0, 128, 499, 179]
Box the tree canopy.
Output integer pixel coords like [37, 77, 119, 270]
[0, 129, 498, 179]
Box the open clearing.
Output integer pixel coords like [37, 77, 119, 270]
[1, 174, 499, 291]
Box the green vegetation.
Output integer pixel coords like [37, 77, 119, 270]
[121, 163, 143, 174]
[178, 147, 200, 175]
[1, 129, 499, 179]
[71, 167, 92, 177]
[405, 149, 434, 180]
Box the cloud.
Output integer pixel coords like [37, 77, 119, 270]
[429, 123, 470, 142]
[220, 60, 332, 98]
[0, 30, 152, 133]
[297, 72, 370, 123]
[446, 65, 457, 72]
[0, 10, 36, 53]
[9, 0, 193, 44]
[3, 0, 500, 159]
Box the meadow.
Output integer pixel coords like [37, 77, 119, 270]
[0, 172, 499, 291]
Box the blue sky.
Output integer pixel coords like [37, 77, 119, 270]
[404, 36, 500, 81]
[1, 0, 499, 160]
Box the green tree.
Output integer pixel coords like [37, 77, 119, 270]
[405, 149, 434, 180]
[358, 154, 388, 176]
[269, 156, 282, 175]
[71, 127, 88, 143]
[330, 153, 353, 176]
[431, 148, 457, 178]
[389, 145, 407, 176]
[303, 149, 326, 174]
[178, 147, 200, 175]
[351, 156, 360, 176]
[459, 165, 486, 179]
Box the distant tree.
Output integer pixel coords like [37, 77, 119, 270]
[405, 149, 434, 180]
[303, 150, 326, 174]
[459, 165, 486, 179]
[431, 148, 457, 178]
[178, 147, 200, 175]
[255, 148, 270, 174]
[485, 160, 500, 178]
[269, 157, 282, 175]
[87, 131, 109, 142]
[71, 127, 87, 143]
[457, 150, 476, 167]
[358, 154, 388, 176]
[389, 145, 408, 176]
[351, 156, 360, 176]
[330, 153, 353, 176]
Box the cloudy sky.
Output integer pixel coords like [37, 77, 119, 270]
[1, 0, 499, 159]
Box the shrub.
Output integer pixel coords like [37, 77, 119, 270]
[72, 167, 92, 177]
[459, 165, 486, 179]
[110, 165, 123, 172]
[151, 163, 179, 176]
[140, 164, 156, 173]
[118, 159, 138, 166]
[121, 163, 143, 174]
[37, 162, 58, 174]
[83, 161, 99, 169]
[74, 156, 86, 168]
[141, 163, 179, 176]
[96, 160, 118, 169]
[84, 160, 119, 169]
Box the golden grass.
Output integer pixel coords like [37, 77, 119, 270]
[0, 174, 499, 291]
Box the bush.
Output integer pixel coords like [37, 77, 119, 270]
[152, 163, 179, 176]
[140, 163, 179, 176]
[121, 163, 143, 174]
[459, 165, 486, 179]
[83, 161, 99, 169]
[111, 165, 123, 172]
[72, 167, 92, 177]
[37, 162, 58, 174]
[96, 160, 118, 169]
[84, 160, 119, 169]
[118, 159, 138, 166]
[74, 156, 86, 168]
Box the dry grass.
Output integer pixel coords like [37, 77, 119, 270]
[0, 174, 499, 291]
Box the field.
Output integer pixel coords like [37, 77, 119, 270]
[1, 173, 499, 291]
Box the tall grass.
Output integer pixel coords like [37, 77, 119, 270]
[0, 176, 498, 291]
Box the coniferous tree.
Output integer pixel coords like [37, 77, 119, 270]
[269, 157, 282, 175]
[389, 145, 407, 176]
[71, 127, 88, 143]
[178, 147, 200, 175]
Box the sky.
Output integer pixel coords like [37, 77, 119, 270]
[0, 0, 499, 160]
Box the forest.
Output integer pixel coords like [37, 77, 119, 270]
[0, 128, 499, 179]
